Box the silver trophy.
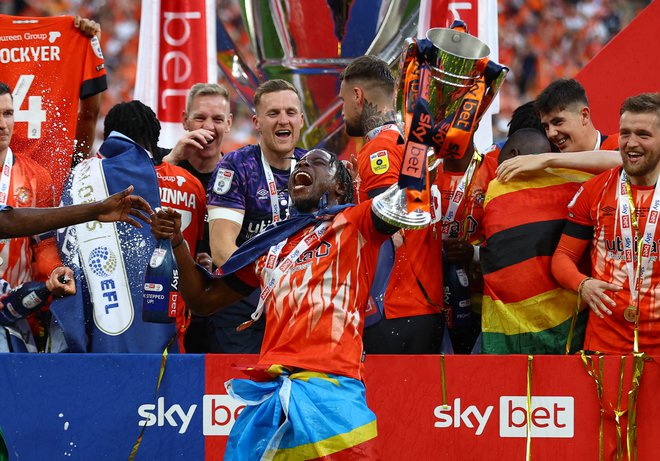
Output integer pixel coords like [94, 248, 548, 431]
[217, 0, 421, 151]
[372, 26, 500, 229]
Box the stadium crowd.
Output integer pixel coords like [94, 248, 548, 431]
[1, 0, 651, 146]
[1, 1, 659, 458]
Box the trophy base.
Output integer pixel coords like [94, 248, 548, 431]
[372, 184, 431, 230]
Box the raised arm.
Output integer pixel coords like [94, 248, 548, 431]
[151, 208, 245, 315]
[74, 93, 101, 160]
[73, 16, 103, 160]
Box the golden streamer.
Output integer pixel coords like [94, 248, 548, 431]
[580, 351, 651, 461]
[580, 352, 605, 461]
[440, 354, 448, 409]
[129, 335, 176, 461]
[564, 306, 579, 355]
[626, 352, 651, 461]
[525, 355, 533, 461]
[613, 356, 626, 460]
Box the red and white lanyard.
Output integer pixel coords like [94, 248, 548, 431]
[441, 152, 481, 239]
[247, 220, 332, 324]
[617, 170, 660, 307]
[0, 148, 13, 206]
[260, 149, 296, 223]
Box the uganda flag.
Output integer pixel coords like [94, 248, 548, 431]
[481, 168, 591, 354]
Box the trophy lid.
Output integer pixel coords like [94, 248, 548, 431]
[426, 28, 490, 60]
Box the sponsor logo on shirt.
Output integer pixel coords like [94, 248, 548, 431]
[48, 31, 61, 43]
[212, 169, 234, 195]
[157, 172, 187, 187]
[159, 188, 197, 209]
[370, 150, 389, 175]
[601, 205, 616, 216]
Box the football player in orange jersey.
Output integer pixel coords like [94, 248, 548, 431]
[553, 93, 660, 354]
[152, 148, 420, 459]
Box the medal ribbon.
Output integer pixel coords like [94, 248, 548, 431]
[441, 151, 483, 239]
[237, 221, 332, 330]
[0, 148, 13, 248]
[618, 171, 660, 351]
[260, 149, 296, 223]
[0, 148, 12, 206]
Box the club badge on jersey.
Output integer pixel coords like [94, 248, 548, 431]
[370, 151, 390, 175]
[213, 169, 234, 195]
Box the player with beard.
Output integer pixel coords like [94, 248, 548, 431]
[552, 93, 660, 355]
[205, 80, 306, 353]
[339, 56, 443, 354]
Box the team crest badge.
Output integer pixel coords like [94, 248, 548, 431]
[370, 150, 389, 175]
[213, 169, 234, 195]
[14, 186, 32, 205]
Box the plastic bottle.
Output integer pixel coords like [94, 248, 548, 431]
[443, 256, 473, 330]
[0, 281, 51, 325]
[142, 239, 179, 323]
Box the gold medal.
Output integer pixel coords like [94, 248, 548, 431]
[235, 319, 255, 332]
[624, 305, 638, 323]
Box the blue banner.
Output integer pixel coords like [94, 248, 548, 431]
[0, 354, 205, 460]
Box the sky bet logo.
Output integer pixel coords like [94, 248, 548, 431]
[434, 396, 574, 438]
[137, 395, 244, 435]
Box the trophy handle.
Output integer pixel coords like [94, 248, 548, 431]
[268, 0, 295, 66]
[366, 0, 419, 64]
[394, 37, 419, 139]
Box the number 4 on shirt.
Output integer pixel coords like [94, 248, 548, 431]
[12, 74, 47, 139]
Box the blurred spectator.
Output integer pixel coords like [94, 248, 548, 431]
[7, 0, 650, 150]
[494, 0, 651, 142]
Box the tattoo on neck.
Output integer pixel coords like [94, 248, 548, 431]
[360, 99, 395, 134]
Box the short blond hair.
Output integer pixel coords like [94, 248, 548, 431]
[186, 83, 230, 115]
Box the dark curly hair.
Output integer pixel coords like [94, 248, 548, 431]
[103, 100, 161, 157]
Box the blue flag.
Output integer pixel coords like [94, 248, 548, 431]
[51, 134, 177, 352]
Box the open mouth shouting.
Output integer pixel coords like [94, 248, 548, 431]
[292, 170, 313, 191]
[275, 129, 292, 141]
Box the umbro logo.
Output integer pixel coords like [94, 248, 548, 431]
[256, 189, 268, 200]
[601, 206, 616, 216]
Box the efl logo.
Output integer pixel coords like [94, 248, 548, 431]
[499, 396, 574, 438]
[203, 395, 245, 436]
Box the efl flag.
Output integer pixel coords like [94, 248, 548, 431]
[134, 0, 217, 148]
